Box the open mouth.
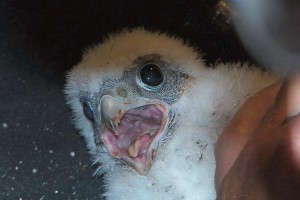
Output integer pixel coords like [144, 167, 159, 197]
[100, 97, 169, 175]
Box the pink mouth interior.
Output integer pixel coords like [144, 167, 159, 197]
[103, 104, 164, 164]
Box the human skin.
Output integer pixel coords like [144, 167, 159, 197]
[215, 76, 300, 200]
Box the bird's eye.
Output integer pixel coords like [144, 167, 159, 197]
[83, 102, 94, 122]
[140, 63, 164, 87]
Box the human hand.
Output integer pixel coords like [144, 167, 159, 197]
[215, 76, 300, 200]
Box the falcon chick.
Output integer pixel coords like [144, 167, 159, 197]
[65, 28, 275, 200]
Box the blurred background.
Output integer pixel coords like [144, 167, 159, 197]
[0, 0, 255, 199]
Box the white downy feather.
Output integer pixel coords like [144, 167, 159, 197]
[65, 28, 276, 200]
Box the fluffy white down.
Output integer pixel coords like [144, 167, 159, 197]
[102, 65, 275, 200]
[65, 28, 276, 200]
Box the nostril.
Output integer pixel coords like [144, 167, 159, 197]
[116, 87, 128, 98]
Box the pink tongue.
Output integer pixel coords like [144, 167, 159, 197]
[115, 105, 163, 158]
[128, 134, 152, 158]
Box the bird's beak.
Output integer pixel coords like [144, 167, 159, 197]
[100, 95, 150, 135]
[99, 95, 169, 174]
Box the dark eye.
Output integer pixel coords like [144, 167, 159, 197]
[140, 63, 164, 87]
[83, 102, 94, 122]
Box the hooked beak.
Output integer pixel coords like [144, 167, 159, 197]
[99, 95, 169, 174]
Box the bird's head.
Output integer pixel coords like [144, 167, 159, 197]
[65, 28, 204, 175]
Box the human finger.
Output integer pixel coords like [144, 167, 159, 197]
[216, 113, 300, 200]
[215, 80, 282, 188]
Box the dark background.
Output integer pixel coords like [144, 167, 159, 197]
[0, 0, 254, 199]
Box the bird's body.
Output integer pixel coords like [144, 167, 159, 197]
[65, 28, 275, 200]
